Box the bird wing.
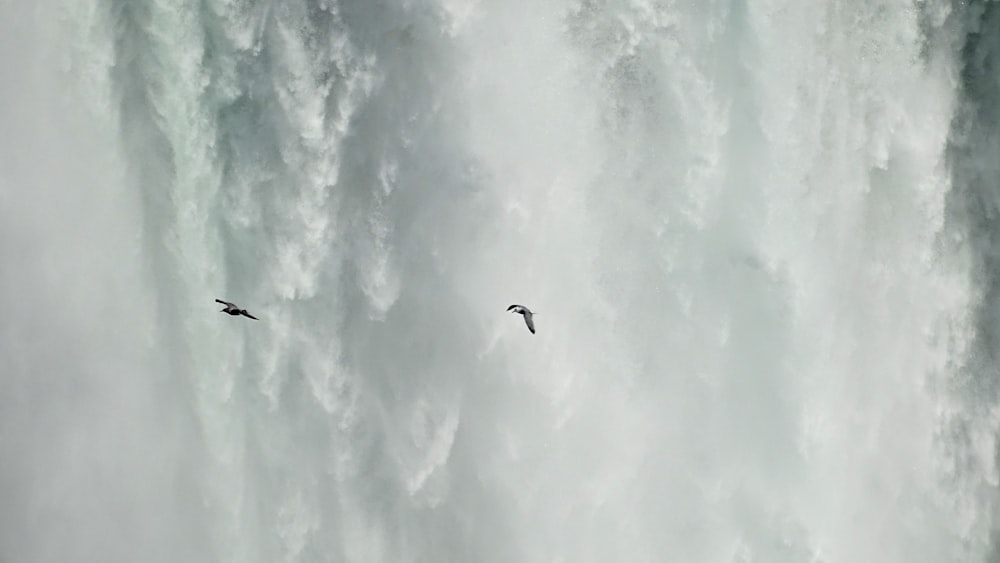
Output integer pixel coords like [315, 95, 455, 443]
[241, 311, 259, 320]
[216, 299, 235, 307]
[524, 313, 535, 334]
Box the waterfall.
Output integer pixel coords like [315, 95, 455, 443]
[2, 0, 999, 561]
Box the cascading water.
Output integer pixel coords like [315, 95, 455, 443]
[4, 0, 1000, 561]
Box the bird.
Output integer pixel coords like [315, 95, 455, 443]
[507, 304, 535, 334]
[216, 299, 259, 320]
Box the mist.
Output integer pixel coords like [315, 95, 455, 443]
[2, 0, 999, 562]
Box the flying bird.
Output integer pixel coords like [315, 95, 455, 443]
[507, 304, 535, 334]
[216, 299, 259, 320]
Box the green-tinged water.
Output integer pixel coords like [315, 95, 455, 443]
[2, 1, 999, 561]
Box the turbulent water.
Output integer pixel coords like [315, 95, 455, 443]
[4, 0, 1000, 561]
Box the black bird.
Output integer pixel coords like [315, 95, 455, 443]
[507, 304, 535, 334]
[216, 299, 259, 320]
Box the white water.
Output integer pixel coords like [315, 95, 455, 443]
[2, 0, 998, 561]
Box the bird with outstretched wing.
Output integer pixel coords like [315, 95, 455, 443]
[216, 298, 258, 320]
[507, 304, 535, 334]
